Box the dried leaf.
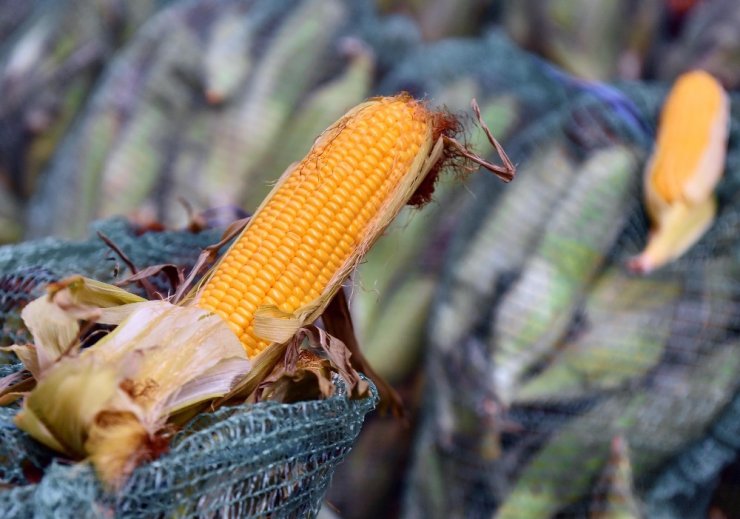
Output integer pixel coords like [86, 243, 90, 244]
[323, 288, 403, 416]
[18, 295, 80, 375]
[261, 350, 336, 403]
[15, 357, 125, 458]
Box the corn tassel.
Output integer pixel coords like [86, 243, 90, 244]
[195, 94, 452, 358]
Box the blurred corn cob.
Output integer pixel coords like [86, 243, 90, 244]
[201, 0, 346, 209]
[492, 145, 639, 404]
[515, 268, 679, 403]
[97, 25, 201, 223]
[432, 141, 575, 355]
[629, 70, 730, 274]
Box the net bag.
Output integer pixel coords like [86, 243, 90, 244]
[403, 66, 740, 519]
[0, 375, 377, 518]
[0, 221, 378, 518]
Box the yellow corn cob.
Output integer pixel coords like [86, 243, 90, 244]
[629, 70, 730, 273]
[196, 94, 448, 357]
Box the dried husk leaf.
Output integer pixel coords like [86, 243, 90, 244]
[12, 293, 251, 488]
[261, 350, 336, 403]
[15, 357, 125, 458]
[17, 295, 81, 375]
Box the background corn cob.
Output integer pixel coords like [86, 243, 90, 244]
[431, 141, 575, 355]
[494, 340, 740, 518]
[514, 268, 679, 403]
[199, 0, 345, 209]
[491, 145, 639, 404]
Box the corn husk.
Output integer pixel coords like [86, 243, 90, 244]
[5, 277, 250, 488]
[590, 437, 642, 519]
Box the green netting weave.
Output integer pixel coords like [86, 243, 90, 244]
[0, 376, 377, 518]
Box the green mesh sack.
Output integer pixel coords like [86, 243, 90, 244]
[0, 375, 377, 518]
[404, 66, 740, 518]
[0, 220, 378, 517]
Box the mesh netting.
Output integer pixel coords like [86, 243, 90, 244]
[0, 220, 378, 517]
[0, 376, 377, 518]
[403, 66, 740, 518]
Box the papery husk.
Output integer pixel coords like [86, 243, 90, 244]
[590, 436, 643, 519]
[0, 276, 148, 386]
[11, 288, 251, 489]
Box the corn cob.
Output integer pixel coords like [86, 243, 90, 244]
[203, 11, 255, 105]
[433, 142, 575, 353]
[514, 267, 679, 403]
[195, 94, 457, 358]
[491, 145, 638, 404]
[202, 0, 345, 208]
[98, 26, 200, 222]
[629, 70, 730, 273]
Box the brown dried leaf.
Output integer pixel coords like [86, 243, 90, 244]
[322, 288, 404, 417]
[261, 350, 336, 403]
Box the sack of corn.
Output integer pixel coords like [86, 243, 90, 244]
[0, 90, 514, 516]
[404, 66, 740, 519]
